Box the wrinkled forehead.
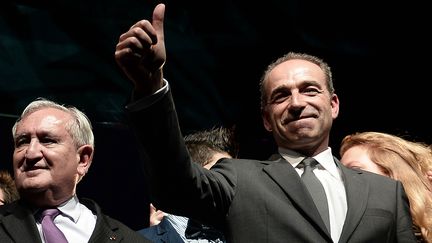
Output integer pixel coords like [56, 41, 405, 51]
[17, 108, 72, 132]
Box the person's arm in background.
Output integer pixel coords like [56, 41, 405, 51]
[149, 203, 165, 226]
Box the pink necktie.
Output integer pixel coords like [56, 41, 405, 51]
[40, 208, 68, 243]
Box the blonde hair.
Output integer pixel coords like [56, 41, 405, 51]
[340, 131, 432, 242]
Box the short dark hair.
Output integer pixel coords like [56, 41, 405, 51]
[184, 126, 239, 167]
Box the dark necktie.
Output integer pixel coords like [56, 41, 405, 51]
[300, 157, 330, 233]
[40, 208, 68, 243]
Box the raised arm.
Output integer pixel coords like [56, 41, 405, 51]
[114, 3, 166, 98]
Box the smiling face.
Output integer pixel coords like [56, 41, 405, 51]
[13, 107, 92, 206]
[261, 59, 339, 156]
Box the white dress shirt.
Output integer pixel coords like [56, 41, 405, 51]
[279, 147, 347, 243]
[36, 195, 97, 243]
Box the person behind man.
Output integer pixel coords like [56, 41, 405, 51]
[115, 3, 416, 242]
[139, 126, 238, 242]
[183, 126, 239, 170]
[340, 131, 432, 242]
[0, 98, 151, 243]
[0, 170, 19, 205]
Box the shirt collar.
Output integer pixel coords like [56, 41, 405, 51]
[278, 147, 341, 179]
[57, 195, 81, 223]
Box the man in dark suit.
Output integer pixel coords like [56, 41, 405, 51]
[115, 3, 416, 242]
[0, 98, 151, 243]
[139, 126, 237, 242]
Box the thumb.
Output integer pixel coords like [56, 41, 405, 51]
[149, 203, 156, 214]
[152, 3, 165, 42]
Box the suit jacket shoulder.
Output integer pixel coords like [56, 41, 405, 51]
[0, 200, 43, 243]
[81, 198, 152, 243]
[0, 198, 152, 243]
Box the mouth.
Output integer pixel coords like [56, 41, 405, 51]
[283, 115, 315, 125]
[23, 165, 47, 172]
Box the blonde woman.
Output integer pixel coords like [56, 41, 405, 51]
[340, 131, 432, 243]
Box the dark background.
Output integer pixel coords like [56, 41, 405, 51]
[1, 0, 430, 230]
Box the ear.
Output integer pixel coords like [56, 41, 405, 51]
[76, 145, 94, 177]
[262, 109, 272, 132]
[330, 93, 340, 119]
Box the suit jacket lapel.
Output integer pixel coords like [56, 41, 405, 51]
[263, 157, 331, 238]
[337, 161, 369, 243]
[83, 198, 125, 243]
[0, 201, 43, 243]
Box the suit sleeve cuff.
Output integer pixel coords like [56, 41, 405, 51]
[126, 79, 169, 111]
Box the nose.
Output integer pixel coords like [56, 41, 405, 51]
[288, 91, 307, 114]
[287, 91, 309, 118]
[25, 139, 43, 161]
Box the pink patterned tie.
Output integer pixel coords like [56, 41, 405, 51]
[40, 208, 68, 243]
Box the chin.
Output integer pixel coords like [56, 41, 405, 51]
[292, 127, 315, 137]
[19, 179, 49, 193]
